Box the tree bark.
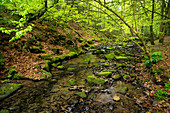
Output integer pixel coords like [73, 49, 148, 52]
[150, 0, 155, 45]
[159, 0, 165, 43]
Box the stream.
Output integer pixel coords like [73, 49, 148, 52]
[0, 43, 148, 113]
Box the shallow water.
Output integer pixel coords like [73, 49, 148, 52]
[0, 43, 147, 112]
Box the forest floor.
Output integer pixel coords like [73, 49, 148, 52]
[0, 21, 169, 112]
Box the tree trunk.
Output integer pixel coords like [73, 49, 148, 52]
[94, 0, 151, 59]
[159, 5, 170, 44]
[150, 0, 155, 45]
[159, 0, 165, 43]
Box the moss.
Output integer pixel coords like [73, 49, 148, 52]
[43, 60, 51, 71]
[115, 56, 128, 60]
[40, 69, 52, 79]
[60, 55, 69, 60]
[87, 76, 105, 84]
[112, 75, 121, 80]
[84, 58, 90, 63]
[77, 92, 87, 98]
[98, 72, 112, 77]
[69, 52, 78, 58]
[51, 56, 60, 62]
[123, 75, 128, 80]
[95, 50, 104, 54]
[57, 65, 64, 69]
[118, 87, 128, 94]
[67, 67, 75, 71]
[0, 110, 9, 113]
[114, 50, 120, 55]
[39, 54, 52, 60]
[104, 53, 115, 59]
[68, 79, 76, 85]
[116, 64, 127, 68]
[0, 83, 22, 100]
[101, 63, 109, 67]
[89, 45, 95, 49]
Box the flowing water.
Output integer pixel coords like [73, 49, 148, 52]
[0, 43, 148, 113]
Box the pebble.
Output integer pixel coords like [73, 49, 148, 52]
[113, 95, 120, 101]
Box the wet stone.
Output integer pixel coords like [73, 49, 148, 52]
[113, 95, 120, 102]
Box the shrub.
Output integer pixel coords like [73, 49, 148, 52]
[154, 90, 168, 100]
[143, 52, 163, 68]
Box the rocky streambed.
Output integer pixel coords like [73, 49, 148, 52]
[0, 42, 149, 113]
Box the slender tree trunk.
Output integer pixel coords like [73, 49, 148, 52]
[150, 0, 155, 45]
[159, 6, 170, 44]
[94, 0, 151, 59]
[131, 0, 138, 32]
[159, 0, 165, 43]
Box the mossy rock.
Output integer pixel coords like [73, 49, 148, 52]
[39, 54, 52, 60]
[115, 56, 128, 60]
[68, 79, 76, 85]
[98, 72, 112, 77]
[51, 56, 60, 62]
[128, 56, 137, 61]
[77, 92, 87, 98]
[43, 60, 51, 71]
[123, 75, 128, 80]
[69, 52, 78, 58]
[0, 83, 22, 100]
[104, 53, 115, 59]
[101, 63, 109, 67]
[87, 76, 105, 84]
[116, 64, 127, 68]
[57, 65, 64, 70]
[114, 50, 120, 55]
[84, 58, 90, 64]
[112, 75, 121, 80]
[0, 52, 5, 69]
[95, 50, 104, 54]
[137, 41, 143, 46]
[0, 110, 9, 113]
[40, 69, 52, 79]
[60, 55, 69, 60]
[67, 67, 75, 71]
[89, 45, 95, 49]
[52, 62, 60, 67]
[118, 87, 128, 94]
[106, 48, 115, 50]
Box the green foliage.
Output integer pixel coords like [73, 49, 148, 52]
[6, 67, 24, 79]
[1, 79, 10, 83]
[68, 79, 76, 85]
[77, 92, 87, 98]
[0, 110, 9, 113]
[154, 90, 168, 100]
[164, 82, 170, 89]
[143, 52, 163, 68]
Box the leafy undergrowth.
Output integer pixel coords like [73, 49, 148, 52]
[0, 20, 111, 82]
[135, 36, 170, 112]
